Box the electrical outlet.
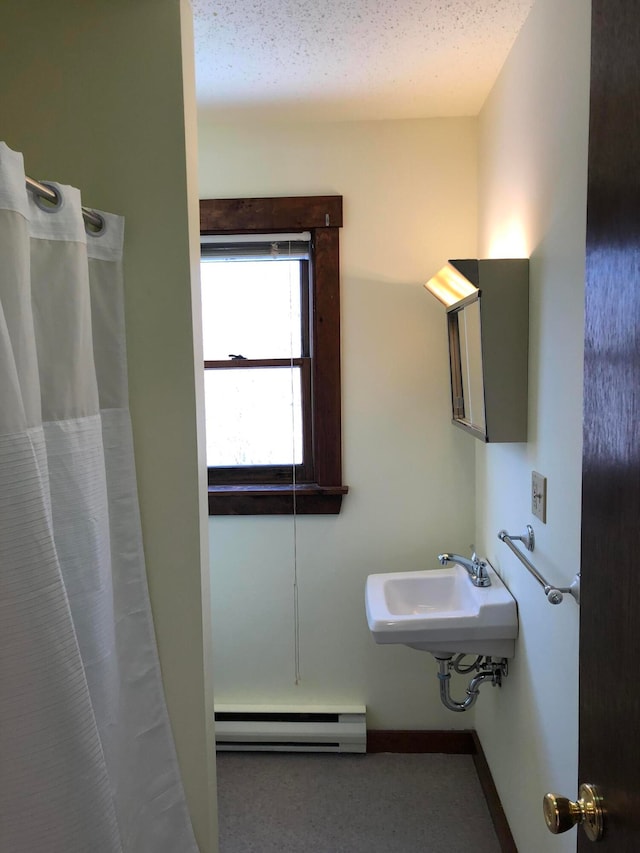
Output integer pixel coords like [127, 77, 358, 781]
[532, 471, 547, 523]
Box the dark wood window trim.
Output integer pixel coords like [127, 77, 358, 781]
[200, 195, 348, 515]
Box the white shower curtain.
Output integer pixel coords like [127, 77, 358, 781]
[0, 142, 199, 853]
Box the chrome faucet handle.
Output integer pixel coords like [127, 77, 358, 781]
[471, 555, 491, 586]
[471, 552, 487, 571]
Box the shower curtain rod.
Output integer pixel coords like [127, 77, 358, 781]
[25, 176, 104, 230]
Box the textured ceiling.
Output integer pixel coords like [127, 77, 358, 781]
[192, 0, 535, 121]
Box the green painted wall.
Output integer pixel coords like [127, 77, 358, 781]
[0, 2, 216, 849]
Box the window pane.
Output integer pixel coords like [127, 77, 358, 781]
[205, 367, 303, 467]
[201, 260, 301, 360]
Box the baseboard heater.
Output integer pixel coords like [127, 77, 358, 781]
[214, 704, 367, 753]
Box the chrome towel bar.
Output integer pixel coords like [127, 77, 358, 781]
[498, 526, 580, 606]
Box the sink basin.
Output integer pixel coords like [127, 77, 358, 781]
[365, 562, 518, 658]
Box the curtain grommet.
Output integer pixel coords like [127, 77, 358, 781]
[85, 212, 106, 237]
[33, 182, 64, 214]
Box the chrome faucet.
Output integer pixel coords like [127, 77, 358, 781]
[437, 552, 491, 587]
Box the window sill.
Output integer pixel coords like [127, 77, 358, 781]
[208, 483, 348, 516]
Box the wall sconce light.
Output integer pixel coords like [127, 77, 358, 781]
[423, 260, 479, 307]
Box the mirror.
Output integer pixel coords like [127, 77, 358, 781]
[448, 293, 487, 438]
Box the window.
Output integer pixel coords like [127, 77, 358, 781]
[201, 235, 311, 479]
[200, 196, 347, 515]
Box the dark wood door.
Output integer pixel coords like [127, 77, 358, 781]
[579, 1, 640, 849]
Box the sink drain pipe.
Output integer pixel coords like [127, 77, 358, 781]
[434, 654, 508, 712]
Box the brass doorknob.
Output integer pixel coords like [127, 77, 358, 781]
[543, 783, 604, 842]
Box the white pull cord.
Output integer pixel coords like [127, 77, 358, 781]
[287, 248, 301, 685]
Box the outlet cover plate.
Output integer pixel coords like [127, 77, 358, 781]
[532, 471, 547, 523]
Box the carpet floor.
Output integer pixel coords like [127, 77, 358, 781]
[216, 752, 501, 852]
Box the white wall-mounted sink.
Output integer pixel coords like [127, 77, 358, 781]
[365, 562, 518, 658]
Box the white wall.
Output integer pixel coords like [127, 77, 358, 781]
[198, 118, 479, 727]
[0, 3, 216, 849]
[474, 2, 591, 851]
